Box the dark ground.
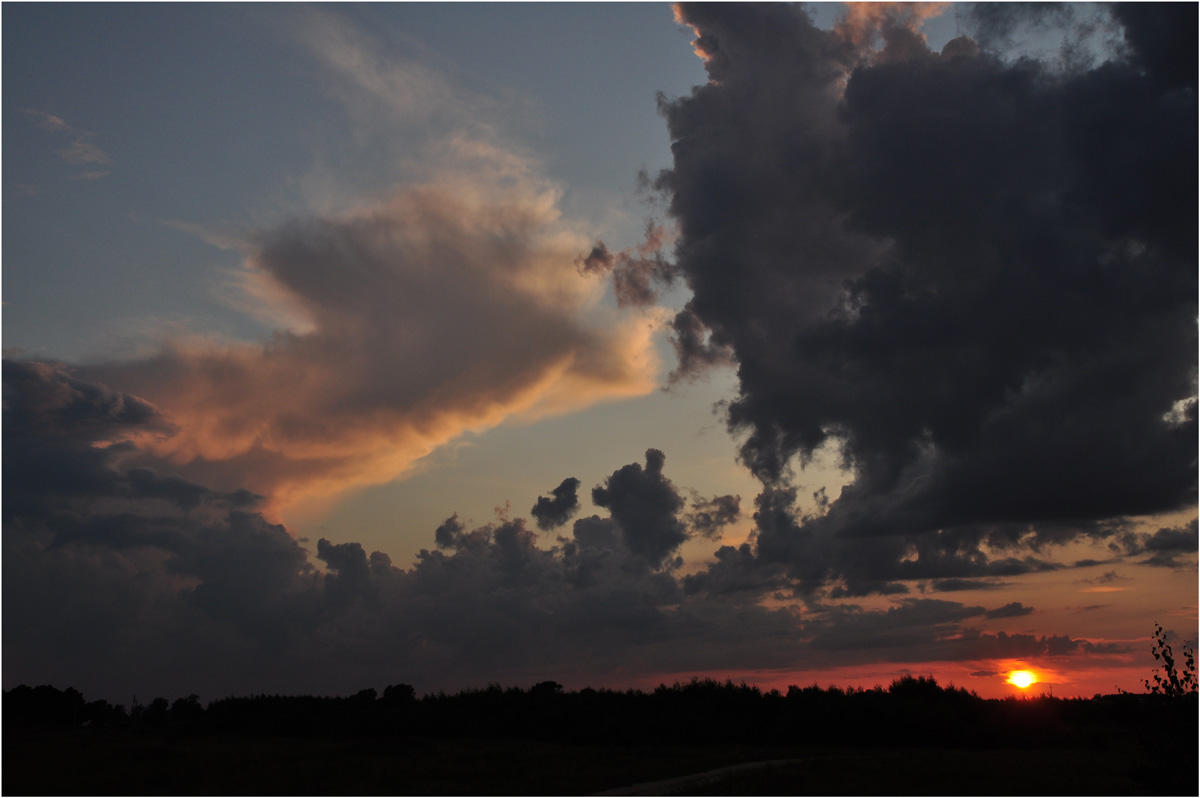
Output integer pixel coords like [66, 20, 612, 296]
[4, 732, 1195, 795]
[4, 679, 1196, 795]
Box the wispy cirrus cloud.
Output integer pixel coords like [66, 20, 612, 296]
[59, 138, 112, 166]
[22, 108, 113, 178]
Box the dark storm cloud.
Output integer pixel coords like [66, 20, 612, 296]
[1111, 2, 1198, 89]
[3, 361, 320, 696]
[530, 477, 581, 530]
[660, 3, 1197, 596]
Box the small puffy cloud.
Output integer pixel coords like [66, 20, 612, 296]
[433, 513, 488, 552]
[685, 493, 741, 539]
[985, 602, 1034, 619]
[591, 449, 688, 568]
[575, 222, 678, 309]
[531, 478, 581, 530]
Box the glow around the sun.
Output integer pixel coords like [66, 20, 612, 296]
[1007, 670, 1037, 689]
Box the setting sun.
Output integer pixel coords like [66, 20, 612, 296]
[1007, 670, 1038, 689]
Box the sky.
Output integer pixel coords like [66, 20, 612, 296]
[3, 2, 1197, 704]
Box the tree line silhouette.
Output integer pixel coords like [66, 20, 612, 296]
[6, 675, 1196, 749]
[5, 676, 1196, 795]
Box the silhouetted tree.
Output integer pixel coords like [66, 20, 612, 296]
[382, 683, 416, 704]
[143, 697, 170, 727]
[1144, 623, 1198, 697]
[170, 694, 204, 725]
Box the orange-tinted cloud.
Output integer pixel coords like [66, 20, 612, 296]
[834, 2, 949, 61]
[673, 3, 715, 64]
[84, 173, 661, 515]
[74, 13, 667, 518]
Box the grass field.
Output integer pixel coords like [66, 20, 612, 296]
[5, 730, 1194, 796]
[671, 746, 1184, 796]
[5, 732, 781, 795]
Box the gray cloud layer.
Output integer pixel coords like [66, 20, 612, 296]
[3, 360, 1132, 701]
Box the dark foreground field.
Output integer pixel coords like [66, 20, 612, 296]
[5, 679, 1196, 795]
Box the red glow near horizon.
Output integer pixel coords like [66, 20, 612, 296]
[634, 659, 1153, 701]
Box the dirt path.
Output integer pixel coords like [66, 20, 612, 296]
[594, 758, 803, 796]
